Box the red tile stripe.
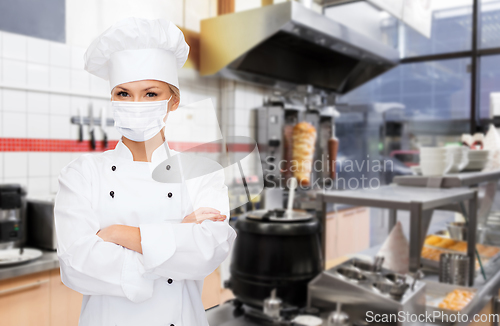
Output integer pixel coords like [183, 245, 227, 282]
[0, 138, 252, 153]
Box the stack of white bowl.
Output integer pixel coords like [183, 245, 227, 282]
[464, 149, 490, 171]
[447, 146, 469, 173]
[419, 147, 454, 176]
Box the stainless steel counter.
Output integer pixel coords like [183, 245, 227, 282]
[356, 245, 500, 326]
[0, 250, 59, 281]
[207, 246, 500, 326]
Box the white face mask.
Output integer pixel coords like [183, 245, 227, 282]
[111, 95, 172, 142]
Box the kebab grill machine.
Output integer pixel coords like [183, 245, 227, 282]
[256, 91, 339, 195]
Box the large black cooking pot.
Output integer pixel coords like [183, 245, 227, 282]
[229, 210, 323, 308]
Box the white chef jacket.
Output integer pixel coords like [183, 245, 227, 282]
[54, 140, 237, 326]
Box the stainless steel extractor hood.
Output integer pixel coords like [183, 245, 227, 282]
[200, 1, 399, 94]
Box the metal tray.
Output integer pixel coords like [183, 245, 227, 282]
[424, 280, 477, 326]
[424, 235, 500, 260]
[421, 246, 488, 274]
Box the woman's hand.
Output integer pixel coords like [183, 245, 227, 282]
[96, 225, 117, 242]
[182, 207, 227, 224]
[96, 225, 142, 254]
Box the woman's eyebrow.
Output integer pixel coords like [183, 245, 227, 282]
[116, 86, 129, 91]
[143, 86, 160, 91]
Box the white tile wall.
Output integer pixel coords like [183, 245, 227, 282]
[50, 153, 73, 176]
[3, 89, 26, 112]
[49, 66, 71, 91]
[28, 153, 50, 177]
[50, 175, 59, 194]
[0, 152, 3, 181]
[27, 92, 49, 114]
[49, 115, 71, 139]
[71, 70, 90, 93]
[69, 96, 88, 116]
[28, 176, 51, 196]
[49, 94, 70, 115]
[0, 32, 3, 62]
[90, 75, 110, 96]
[70, 46, 86, 70]
[27, 63, 50, 88]
[2, 111, 26, 137]
[27, 113, 50, 138]
[3, 59, 27, 86]
[49, 42, 71, 68]
[2, 32, 27, 61]
[4, 152, 28, 178]
[27, 37, 49, 65]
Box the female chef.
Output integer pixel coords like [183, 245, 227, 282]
[54, 17, 237, 326]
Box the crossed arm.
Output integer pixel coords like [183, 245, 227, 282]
[55, 160, 235, 303]
[96, 207, 227, 254]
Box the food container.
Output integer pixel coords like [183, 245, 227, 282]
[447, 222, 467, 241]
[424, 281, 477, 326]
[439, 253, 469, 286]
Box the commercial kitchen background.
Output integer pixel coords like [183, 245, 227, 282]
[1, 0, 499, 239]
[1, 0, 500, 324]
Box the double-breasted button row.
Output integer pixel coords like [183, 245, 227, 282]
[110, 191, 115, 198]
[110, 166, 117, 198]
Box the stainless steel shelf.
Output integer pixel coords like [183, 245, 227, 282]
[319, 186, 475, 210]
[393, 170, 500, 188]
[316, 185, 478, 286]
[394, 170, 500, 239]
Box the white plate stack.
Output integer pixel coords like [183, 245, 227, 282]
[464, 149, 490, 171]
[448, 146, 469, 173]
[419, 147, 454, 176]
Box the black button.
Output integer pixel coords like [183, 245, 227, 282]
[110, 191, 114, 198]
[167, 278, 173, 284]
[167, 192, 173, 198]
[166, 165, 171, 170]
[268, 139, 280, 147]
[170, 324, 174, 326]
[111, 166, 116, 171]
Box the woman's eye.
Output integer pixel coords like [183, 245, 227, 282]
[117, 91, 129, 97]
[146, 92, 157, 98]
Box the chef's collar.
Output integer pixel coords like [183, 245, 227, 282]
[113, 139, 172, 164]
